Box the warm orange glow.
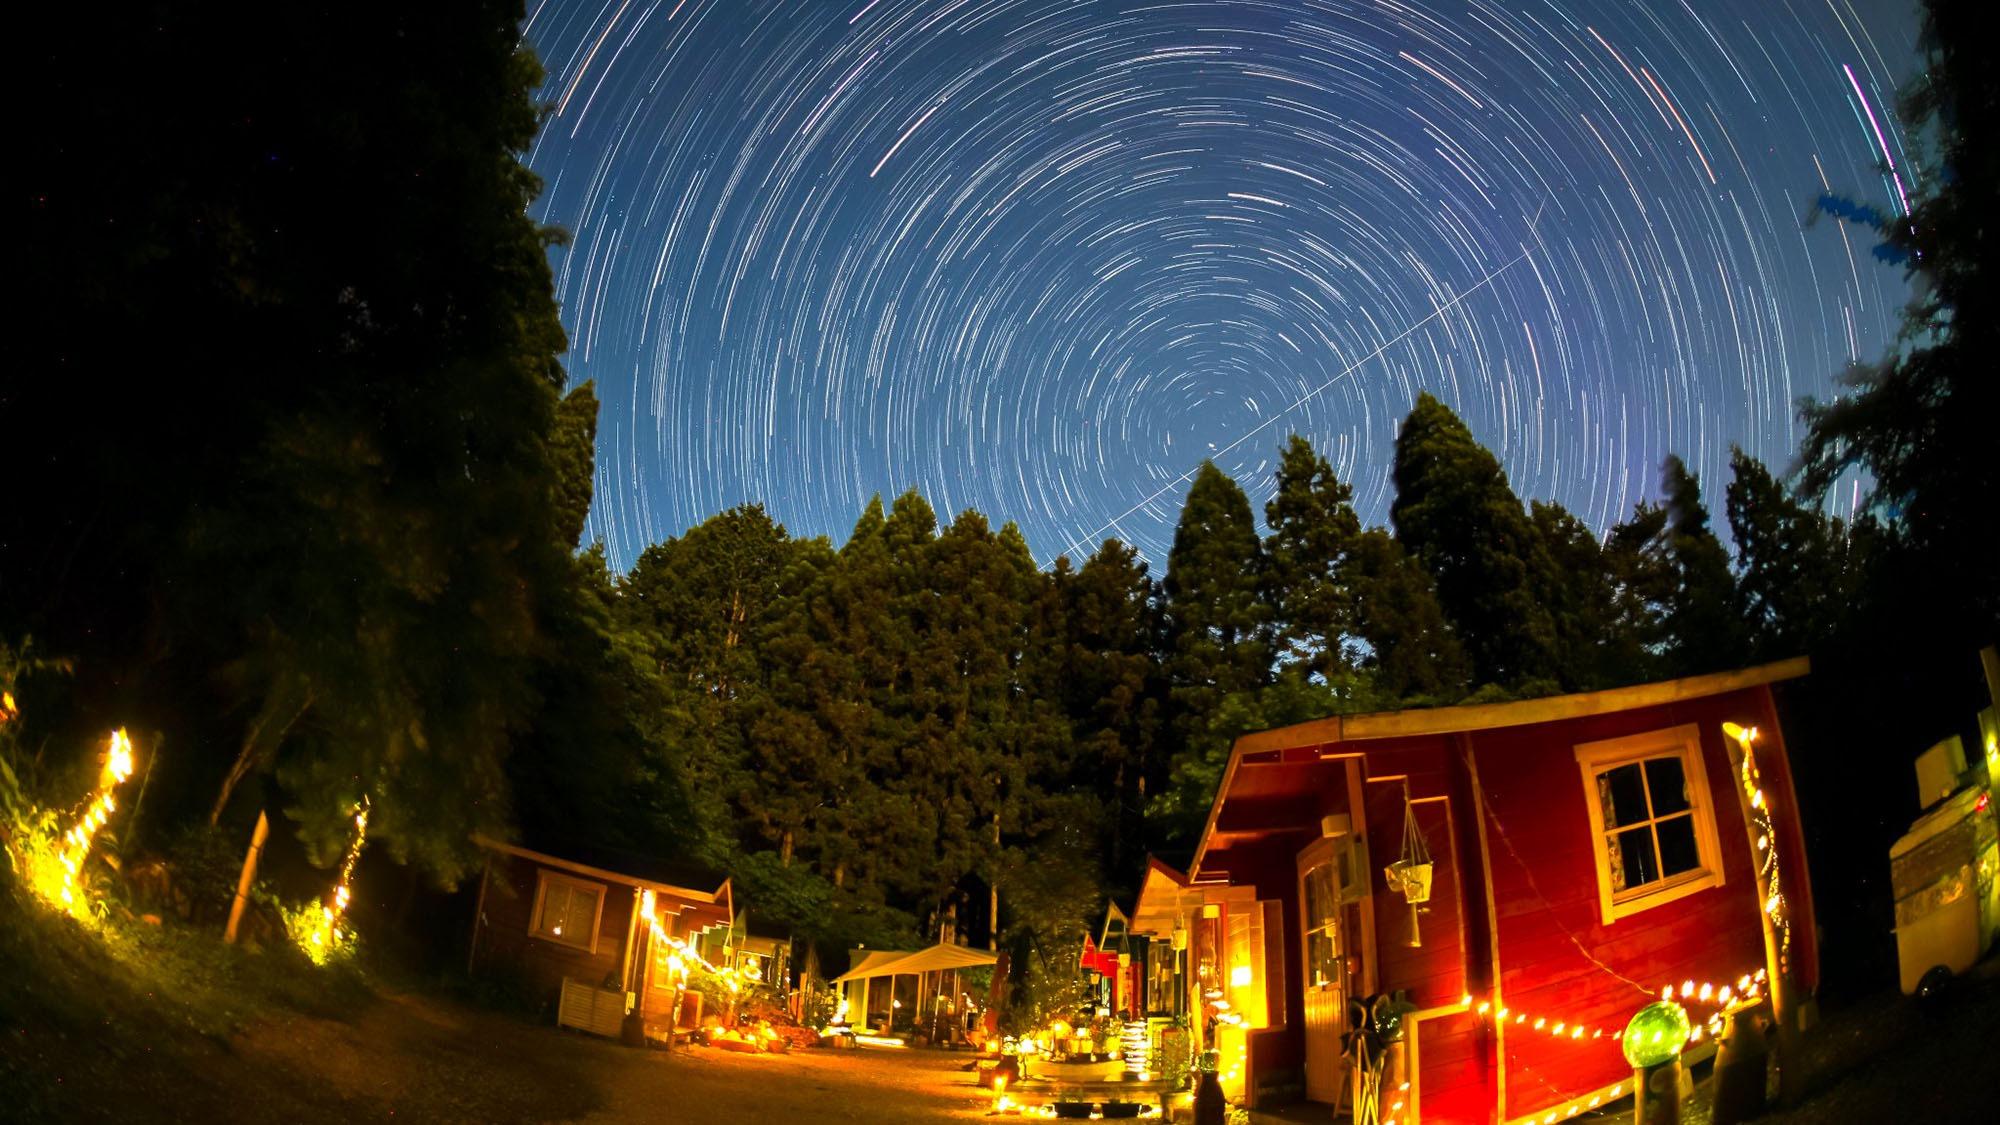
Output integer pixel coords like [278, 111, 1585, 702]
[289, 797, 369, 965]
[16, 729, 138, 925]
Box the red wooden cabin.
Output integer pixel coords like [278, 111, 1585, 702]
[1163, 658, 1817, 1123]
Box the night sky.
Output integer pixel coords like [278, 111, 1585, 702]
[522, 0, 1917, 572]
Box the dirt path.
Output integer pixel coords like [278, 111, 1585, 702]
[235, 992, 989, 1123]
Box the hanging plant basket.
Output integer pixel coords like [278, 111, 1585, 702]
[1383, 792, 1434, 905]
[1382, 860, 1434, 905]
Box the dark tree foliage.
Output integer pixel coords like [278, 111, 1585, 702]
[1345, 529, 1472, 703]
[1390, 394, 1560, 691]
[1162, 464, 1272, 717]
[1798, 0, 1998, 636]
[12, 0, 574, 883]
[1725, 450, 1858, 661]
[1155, 463, 1272, 842]
[1528, 501, 1626, 691]
[1264, 435, 1364, 687]
[1654, 456, 1749, 676]
[1058, 542, 1167, 875]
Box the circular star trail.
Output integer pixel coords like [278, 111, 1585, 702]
[524, 0, 1917, 571]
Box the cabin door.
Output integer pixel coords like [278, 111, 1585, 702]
[1297, 836, 1349, 1105]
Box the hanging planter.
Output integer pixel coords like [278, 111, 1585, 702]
[1382, 791, 1434, 905]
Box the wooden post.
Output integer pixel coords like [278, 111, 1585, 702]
[622, 898, 651, 1048]
[123, 730, 159, 854]
[223, 810, 269, 945]
[466, 852, 492, 975]
[1723, 725, 1805, 1106]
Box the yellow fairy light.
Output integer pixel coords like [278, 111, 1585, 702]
[291, 796, 369, 965]
[1463, 992, 1612, 1046]
[21, 729, 138, 923]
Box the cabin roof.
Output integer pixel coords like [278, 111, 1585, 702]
[473, 834, 732, 908]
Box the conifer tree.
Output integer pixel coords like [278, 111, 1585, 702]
[1345, 528, 1471, 703]
[1656, 456, 1747, 675]
[1059, 540, 1166, 877]
[1389, 394, 1558, 690]
[1725, 450, 1853, 661]
[1264, 435, 1363, 687]
[1529, 500, 1622, 691]
[1155, 463, 1271, 844]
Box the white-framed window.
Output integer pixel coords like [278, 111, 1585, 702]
[530, 869, 605, 952]
[1573, 724, 1725, 924]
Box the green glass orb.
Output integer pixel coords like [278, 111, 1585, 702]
[1621, 1001, 1692, 1068]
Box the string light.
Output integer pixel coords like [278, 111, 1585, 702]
[1460, 993, 1615, 1045]
[21, 729, 137, 922]
[1723, 723, 1792, 982]
[639, 888, 746, 987]
[293, 796, 369, 965]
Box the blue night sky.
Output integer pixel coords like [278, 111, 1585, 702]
[522, 0, 1918, 572]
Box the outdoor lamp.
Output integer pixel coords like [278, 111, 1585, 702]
[1621, 1001, 1691, 1068]
[1622, 1001, 1692, 1125]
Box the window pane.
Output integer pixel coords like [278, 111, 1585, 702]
[1305, 864, 1335, 927]
[1656, 815, 1701, 877]
[1645, 757, 1691, 816]
[1614, 826, 1659, 889]
[1600, 764, 1649, 828]
[1306, 929, 1338, 987]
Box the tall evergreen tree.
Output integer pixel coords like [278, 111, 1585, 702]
[1345, 528, 1471, 703]
[11, 0, 580, 882]
[1264, 435, 1363, 687]
[1725, 450, 1854, 660]
[1163, 463, 1272, 721]
[1390, 394, 1559, 690]
[1529, 501, 1623, 691]
[1155, 463, 1271, 846]
[1798, 0, 1998, 633]
[1656, 456, 1748, 675]
[1058, 540, 1165, 879]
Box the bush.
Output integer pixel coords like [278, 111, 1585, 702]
[164, 823, 243, 924]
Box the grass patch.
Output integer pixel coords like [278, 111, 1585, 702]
[0, 865, 372, 1120]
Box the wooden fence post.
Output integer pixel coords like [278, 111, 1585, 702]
[224, 810, 269, 945]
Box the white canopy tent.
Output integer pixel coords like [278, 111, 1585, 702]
[834, 943, 1000, 1040]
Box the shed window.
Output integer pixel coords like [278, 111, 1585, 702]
[531, 870, 605, 953]
[1574, 725, 1724, 924]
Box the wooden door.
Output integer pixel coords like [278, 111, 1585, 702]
[1298, 837, 1348, 1105]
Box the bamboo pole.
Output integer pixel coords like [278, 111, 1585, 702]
[223, 810, 269, 944]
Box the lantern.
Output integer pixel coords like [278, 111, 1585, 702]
[1622, 1001, 1692, 1069]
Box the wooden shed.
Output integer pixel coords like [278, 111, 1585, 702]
[466, 836, 733, 1041]
[1160, 658, 1818, 1122]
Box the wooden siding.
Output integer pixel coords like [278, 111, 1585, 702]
[474, 854, 636, 1005]
[1471, 694, 1769, 1123]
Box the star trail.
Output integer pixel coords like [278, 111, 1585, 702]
[523, 0, 1917, 571]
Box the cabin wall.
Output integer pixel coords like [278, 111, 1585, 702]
[474, 855, 636, 1006]
[1355, 738, 1489, 1121]
[1225, 834, 1311, 1106]
[1472, 692, 1770, 1122]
